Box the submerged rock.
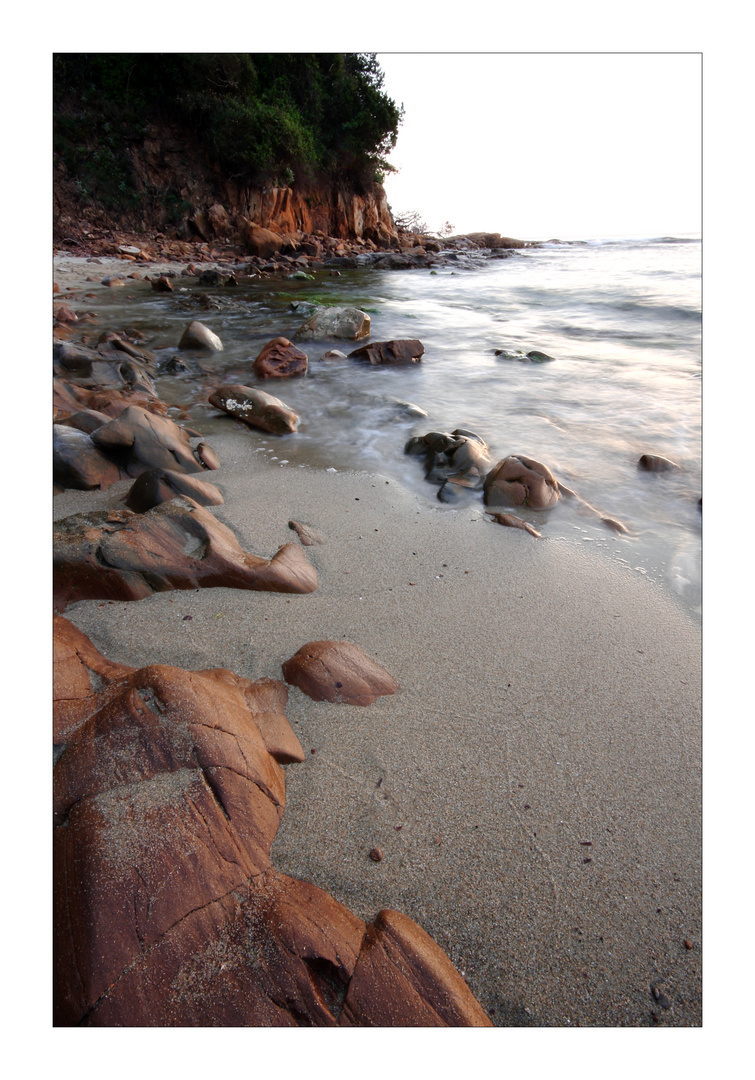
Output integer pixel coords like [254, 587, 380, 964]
[638, 453, 680, 472]
[349, 339, 424, 365]
[295, 306, 371, 341]
[494, 348, 556, 363]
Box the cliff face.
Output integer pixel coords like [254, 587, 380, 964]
[54, 124, 398, 247]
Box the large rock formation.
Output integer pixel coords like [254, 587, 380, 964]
[53, 497, 318, 611]
[53, 617, 491, 1027]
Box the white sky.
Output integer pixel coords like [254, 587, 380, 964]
[376, 53, 701, 240]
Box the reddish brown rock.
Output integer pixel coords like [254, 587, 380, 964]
[90, 405, 206, 476]
[53, 497, 318, 611]
[281, 641, 398, 706]
[124, 467, 224, 512]
[53, 424, 126, 491]
[339, 909, 493, 1027]
[55, 305, 79, 324]
[349, 339, 424, 365]
[483, 454, 561, 509]
[57, 408, 111, 435]
[254, 337, 309, 379]
[53, 620, 489, 1027]
[209, 384, 300, 435]
[240, 221, 286, 259]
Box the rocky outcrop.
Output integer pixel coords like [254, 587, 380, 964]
[53, 497, 318, 611]
[281, 641, 399, 706]
[53, 617, 491, 1027]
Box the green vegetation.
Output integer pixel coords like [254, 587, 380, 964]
[53, 53, 403, 217]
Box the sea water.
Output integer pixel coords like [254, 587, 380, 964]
[86, 235, 702, 615]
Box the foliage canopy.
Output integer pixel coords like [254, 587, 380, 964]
[53, 52, 403, 205]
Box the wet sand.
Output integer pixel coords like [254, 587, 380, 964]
[55, 429, 702, 1027]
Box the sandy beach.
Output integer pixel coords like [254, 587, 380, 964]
[54, 402, 701, 1026]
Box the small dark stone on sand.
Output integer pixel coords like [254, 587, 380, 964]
[369, 848, 383, 862]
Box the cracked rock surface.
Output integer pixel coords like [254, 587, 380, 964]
[53, 616, 491, 1027]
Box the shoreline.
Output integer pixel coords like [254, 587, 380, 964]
[55, 432, 702, 1026]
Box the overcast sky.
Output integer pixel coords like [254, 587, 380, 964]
[376, 53, 701, 240]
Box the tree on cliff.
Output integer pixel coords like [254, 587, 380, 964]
[53, 53, 403, 210]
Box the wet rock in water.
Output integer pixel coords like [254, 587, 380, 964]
[349, 339, 424, 365]
[281, 641, 399, 706]
[406, 429, 492, 492]
[178, 320, 223, 352]
[209, 384, 300, 435]
[486, 511, 541, 537]
[124, 468, 224, 512]
[319, 349, 348, 361]
[53, 424, 125, 491]
[338, 910, 493, 1028]
[197, 269, 225, 286]
[483, 455, 561, 509]
[53, 618, 488, 1026]
[494, 348, 556, 363]
[101, 276, 126, 287]
[288, 520, 325, 546]
[53, 497, 318, 611]
[254, 337, 308, 379]
[151, 274, 174, 292]
[295, 306, 371, 341]
[91, 405, 206, 477]
[638, 453, 680, 472]
[55, 305, 79, 324]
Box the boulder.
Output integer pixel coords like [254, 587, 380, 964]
[209, 384, 300, 435]
[295, 306, 371, 341]
[91, 405, 205, 476]
[53, 497, 318, 611]
[207, 202, 231, 235]
[240, 220, 286, 259]
[281, 641, 398, 706]
[57, 408, 111, 435]
[339, 909, 493, 1027]
[483, 455, 561, 510]
[254, 337, 308, 379]
[178, 320, 224, 352]
[349, 339, 424, 365]
[53, 424, 125, 491]
[125, 468, 224, 512]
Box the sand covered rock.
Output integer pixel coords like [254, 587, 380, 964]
[253, 337, 308, 379]
[53, 496, 318, 611]
[349, 339, 424, 365]
[53, 619, 488, 1027]
[124, 467, 224, 512]
[339, 909, 493, 1027]
[281, 641, 399, 705]
[209, 384, 300, 434]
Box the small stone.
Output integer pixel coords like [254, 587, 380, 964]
[369, 848, 383, 862]
[684, 939, 693, 950]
